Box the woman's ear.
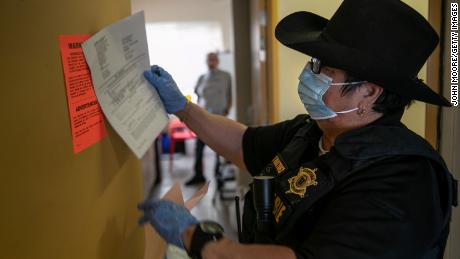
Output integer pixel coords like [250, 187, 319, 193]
[360, 83, 383, 106]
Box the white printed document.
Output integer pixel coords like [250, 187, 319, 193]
[82, 11, 168, 158]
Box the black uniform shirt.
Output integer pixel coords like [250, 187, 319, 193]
[242, 112, 450, 259]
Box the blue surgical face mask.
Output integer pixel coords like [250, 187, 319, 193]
[298, 64, 365, 120]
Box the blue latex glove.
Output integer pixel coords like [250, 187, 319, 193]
[138, 199, 198, 248]
[144, 65, 187, 114]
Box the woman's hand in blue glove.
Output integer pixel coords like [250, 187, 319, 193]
[144, 65, 187, 114]
[138, 199, 198, 248]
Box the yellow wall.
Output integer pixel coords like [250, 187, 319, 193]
[274, 0, 429, 137]
[0, 1, 145, 259]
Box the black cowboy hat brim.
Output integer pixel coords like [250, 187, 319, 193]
[276, 11, 451, 107]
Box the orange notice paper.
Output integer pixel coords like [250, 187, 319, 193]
[59, 35, 107, 153]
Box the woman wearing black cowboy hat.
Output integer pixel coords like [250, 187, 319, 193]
[138, 0, 457, 258]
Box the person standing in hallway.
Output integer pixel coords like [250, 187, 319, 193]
[187, 52, 232, 185]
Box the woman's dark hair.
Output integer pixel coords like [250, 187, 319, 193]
[340, 74, 414, 115]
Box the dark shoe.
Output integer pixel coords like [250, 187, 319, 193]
[185, 176, 206, 186]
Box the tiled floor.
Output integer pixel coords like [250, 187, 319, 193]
[149, 139, 241, 241]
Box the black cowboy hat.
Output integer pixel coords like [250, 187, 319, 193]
[275, 0, 451, 106]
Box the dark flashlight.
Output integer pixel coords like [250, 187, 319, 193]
[252, 175, 275, 235]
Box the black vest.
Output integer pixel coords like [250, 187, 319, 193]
[242, 117, 457, 258]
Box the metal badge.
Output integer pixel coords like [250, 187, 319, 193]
[286, 167, 318, 198]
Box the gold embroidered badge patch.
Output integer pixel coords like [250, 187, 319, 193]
[286, 167, 318, 198]
[273, 194, 287, 223]
[272, 155, 286, 174]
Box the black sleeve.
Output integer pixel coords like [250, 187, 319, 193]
[291, 157, 445, 259]
[242, 114, 309, 176]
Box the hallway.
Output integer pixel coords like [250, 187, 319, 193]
[149, 139, 242, 241]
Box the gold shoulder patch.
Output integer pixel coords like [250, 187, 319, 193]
[272, 155, 286, 174]
[286, 167, 318, 198]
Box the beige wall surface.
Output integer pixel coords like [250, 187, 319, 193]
[0, 1, 145, 259]
[274, 0, 429, 137]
